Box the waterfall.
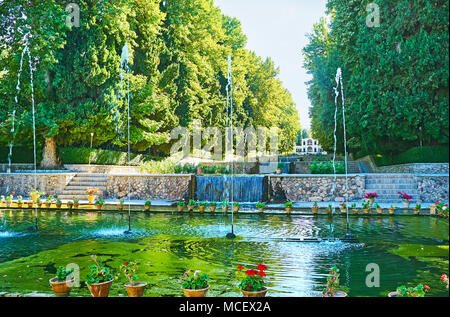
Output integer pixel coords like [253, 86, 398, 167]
[196, 176, 265, 203]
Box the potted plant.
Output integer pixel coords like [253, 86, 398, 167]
[325, 204, 333, 215]
[413, 203, 421, 215]
[197, 165, 204, 175]
[430, 203, 437, 215]
[187, 199, 196, 212]
[181, 270, 210, 297]
[86, 187, 100, 204]
[436, 201, 449, 218]
[30, 189, 43, 203]
[94, 196, 105, 210]
[322, 266, 347, 297]
[237, 264, 268, 297]
[27, 198, 34, 208]
[364, 192, 378, 207]
[362, 200, 371, 214]
[5, 193, 14, 207]
[284, 201, 293, 214]
[120, 261, 147, 297]
[312, 202, 319, 214]
[73, 198, 80, 209]
[374, 203, 383, 214]
[221, 198, 230, 212]
[398, 192, 413, 208]
[388, 284, 430, 297]
[339, 202, 347, 214]
[36, 197, 42, 208]
[209, 201, 217, 212]
[198, 201, 208, 212]
[276, 162, 284, 175]
[44, 195, 54, 208]
[351, 203, 358, 215]
[233, 201, 241, 213]
[55, 198, 62, 208]
[256, 201, 265, 213]
[85, 255, 117, 297]
[118, 199, 125, 211]
[441, 274, 449, 289]
[177, 201, 185, 212]
[388, 205, 396, 215]
[145, 200, 152, 211]
[67, 200, 74, 209]
[17, 196, 23, 208]
[49, 266, 75, 297]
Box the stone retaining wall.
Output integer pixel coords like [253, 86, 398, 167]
[377, 163, 449, 174]
[269, 175, 366, 202]
[417, 175, 449, 203]
[0, 173, 75, 196]
[106, 175, 192, 200]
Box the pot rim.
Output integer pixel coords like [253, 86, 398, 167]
[182, 285, 210, 292]
[241, 286, 268, 293]
[49, 277, 75, 285]
[87, 279, 114, 287]
[124, 282, 148, 288]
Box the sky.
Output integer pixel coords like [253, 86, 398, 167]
[215, 0, 328, 131]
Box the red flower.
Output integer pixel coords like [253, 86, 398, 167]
[441, 274, 448, 280]
[257, 264, 267, 271]
[423, 285, 430, 290]
[237, 265, 245, 270]
[257, 271, 266, 277]
[245, 269, 257, 276]
[123, 262, 129, 266]
[12, 192, 15, 195]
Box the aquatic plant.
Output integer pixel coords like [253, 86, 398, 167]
[237, 264, 267, 292]
[181, 270, 209, 290]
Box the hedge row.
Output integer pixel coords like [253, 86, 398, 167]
[374, 146, 449, 167]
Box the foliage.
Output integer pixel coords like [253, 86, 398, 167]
[323, 265, 341, 297]
[94, 196, 106, 206]
[373, 146, 449, 166]
[140, 157, 178, 174]
[284, 201, 293, 208]
[187, 199, 196, 206]
[310, 161, 344, 174]
[237, 264, 267, 292]
[362, 200, 371, 209]
[303, 0, 449, 158]
[85, 255, 117, 285]
[256, 201, 265, 209]
[177, 201, 185, 206]
[120, 261, 140, 286]
[45, 194, 54, 203]
[396, 284, 430, 297]
[398, 192, 413, 201]
[145, 200, 152, 206]
[365, 193, 378, 199]
[181, 270, 209, 290]
[86, 187, 101, 196]
[61, 147, 159, 166]
[197, 201, 208, 207]
[56, 266, 74, 282]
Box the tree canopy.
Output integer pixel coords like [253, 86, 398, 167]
[0, 0, 300, 167]
[303, 0, 449, 157]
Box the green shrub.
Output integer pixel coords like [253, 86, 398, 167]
[310, 161, 345, 174]
[139, 157, 178, 174]
[60, 147, 159, 165]
[0, 147, 43, 163]
[374, 146, 449, 166]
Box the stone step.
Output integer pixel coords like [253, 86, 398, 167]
[366, 183, 417, 190]
[366, 174, 415, 178]
[69, 181, 107, 186]
[366, 179, 416, 185]
[58, 194, 95, 200]
[365, 190, 419, 196]
[71, 177, 107, 181]
[65, 185, 107, 190]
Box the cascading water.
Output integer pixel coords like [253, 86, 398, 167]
[196, 175, 265, 202]
[120, 44, 132, 235]
[332, 68, 352, 238]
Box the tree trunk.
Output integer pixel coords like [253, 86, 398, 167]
[40, 137, 61, 169]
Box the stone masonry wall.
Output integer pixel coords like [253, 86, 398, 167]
[417, 175, 449, 203]
[376, 163, 449, 174]
[106, 175, 192, 200]
[0, 173, 75, 196]
[269, 175, 365, 202]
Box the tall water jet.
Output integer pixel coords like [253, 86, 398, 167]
[332, 68, 352, 238]
[225, 55, 236, 239]
[120, 44, 132, 235]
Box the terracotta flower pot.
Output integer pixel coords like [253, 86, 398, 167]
[430, 205, 436, 215]
[37, 203, 42, 208]
[363, 208, 370, 214]
[56, 203, 62, 208]
[258, 208, 264, 213]
[95, 204, 103, 210]
[340, 208, 347, 214]
[73, 204, 79, 209]
[145, 205, 151, 211]
[323, 291, 347, 297]
[187, 205, 195, 212]
[49, 278, 74, 297]
[118, 205, 124, 211]
[376, 208, 383, 215]
[27, 203, 34, 208]
[312, 207, 319, 214]
[87, 195, 95, 204]
[388, 291, 400, 297]
[223, 206, 229, 213]
[17, 203, 23, 208]
[125, 282, 147, 297]
[285, 207, 292, 214]
[413, 209, 420, 215]
[87, 280, 113, 297]
[44, 203, 51, 208]
[276, 168, 282, 175]
[183, 286, 210, 297]
[388, 208, 396, 215]
[177, 205, 184, 212]
[368, 199, 374, 207]
[6, 202, 11, 208]
[352, 209, 358, 215]
[209, 206, 216, 212]
[241, 287, 267, 297]
[233, 206, 240, 213]
[198, 206, 206, 212]
[326, 209, 332, 215]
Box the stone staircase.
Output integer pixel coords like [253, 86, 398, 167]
[365, 174, 419, 203]
[58, 173, 107, 200]
[347, 161, 361, 173]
